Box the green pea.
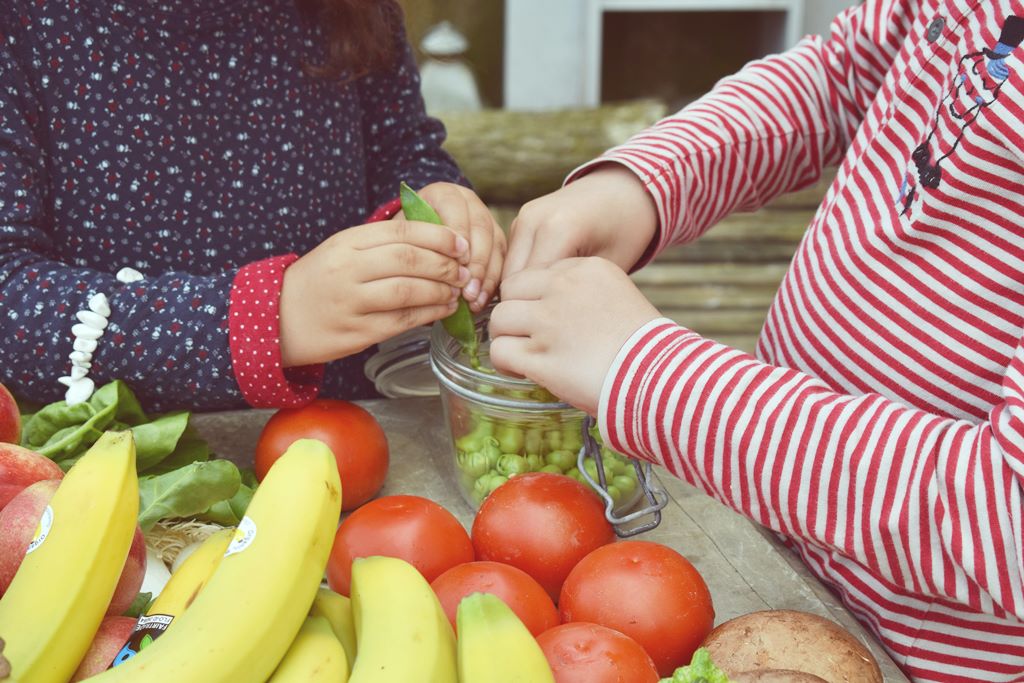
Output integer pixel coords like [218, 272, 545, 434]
[582, 458, 614, 483]
[481, 437, 502, 468]
[613, 474, 637, 497]
[539, 464, 563, 475]
[545, 430, 563, 451]
[495, 424, 525, 454]
[606, 484, 622, 504]
[457, 451, 490, 478]
[487, 475, 508, 494]
[561, 425, 583, 453]
[473, 474, 494, 501]
[525, 453, 545, 471]
[524, 428, 544, 455]
[545, 449, 576, 472]
[497, 454, 529, 476]
[564, 467, 583, 482]
[400, 182, 480, 367]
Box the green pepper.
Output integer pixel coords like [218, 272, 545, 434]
[400, 182, 480, 368]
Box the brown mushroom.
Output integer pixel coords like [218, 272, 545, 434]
[702, 610, 882, 683]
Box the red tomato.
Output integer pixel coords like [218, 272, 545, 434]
[558, 540, 715, 677]
[254, 399, 388, 511]
[327, 495, 474, 596]
[470, 472, 615, 601]
[537, 622, 660, 683]
[431, 561, 559, 636]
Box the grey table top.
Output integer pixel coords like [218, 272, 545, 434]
[191, 396, 909, 683]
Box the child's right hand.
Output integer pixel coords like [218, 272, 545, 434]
[278, 220, 470, 367]
[502, 164, 661, 279]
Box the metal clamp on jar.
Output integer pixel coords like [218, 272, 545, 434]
[428, 316, 666, 536]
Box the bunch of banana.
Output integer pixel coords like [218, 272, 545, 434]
[109, 527, 233, 667]
[457, 593, 556, 682]
[0, 431, 138, 683]
[348, 556, 458, 682]
[88, 438, 342, 683]
[309, 587, 357, 671]
[267, 616, 348, 682]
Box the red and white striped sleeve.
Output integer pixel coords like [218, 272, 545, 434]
[571, 0, 916, 255]
[600, 318, 1024, 620]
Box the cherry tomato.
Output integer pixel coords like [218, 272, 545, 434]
[327, 495, 474, 596]
[537, 622, 660, 683]
[431, 561, 559, 636]
[558, 540, 715, 677]
[254, 399, 388, 511]
[470, 472, 615, 601]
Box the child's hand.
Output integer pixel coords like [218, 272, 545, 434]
[489, 257, 660, 415]
[278, 220, 470, 367]
[411, 182, 506, 312]
[502, 165, 659, 279]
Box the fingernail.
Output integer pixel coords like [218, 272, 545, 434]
[474, 290, 488, 309]
[450, 286, 460, 300]
[464, 278, 481, 300]
[458, 267, 471, 286]
[455, 236, 469, 255]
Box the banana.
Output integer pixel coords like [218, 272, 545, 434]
[109, 528, 234, 668]
[0, 431, 138, 683]
[88, 438, 342, 683]
[348, 556, 457, 683]
[457, 592, 556, 683]
[309, 586, 357, 672]
[148, 527, 232, 619]
[268, 616, 348, 682]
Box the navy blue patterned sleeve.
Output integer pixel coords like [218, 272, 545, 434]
[0, 41, 245, 412]
[358, 18, 467, 209]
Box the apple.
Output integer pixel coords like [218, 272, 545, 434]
[107, 527, 146, 616]
[0, 443, 63, 513]
[0, 383, 19, 444]
[0, 479, 61, 596]
[0, 480, 146, 615]
[70, 615, 137, 682]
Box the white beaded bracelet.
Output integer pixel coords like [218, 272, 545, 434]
[61, 293, 110, 405]
[60, 267, 140, 405]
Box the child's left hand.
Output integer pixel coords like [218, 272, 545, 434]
[409, 182, 506, 312]
[489, 257, 660, 415]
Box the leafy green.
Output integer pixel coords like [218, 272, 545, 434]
[138, 460, 241, 531]
[661, 648, 732, 683]
[131, 411, 190, 471]
[22, 380, 256, 531]
[21, 380, 149, 460]
[196, 483, 255, 526]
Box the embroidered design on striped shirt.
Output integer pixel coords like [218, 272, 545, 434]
[897, 15, 1024, 216]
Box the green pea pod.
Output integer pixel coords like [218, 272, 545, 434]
[399, 181, 480, 368]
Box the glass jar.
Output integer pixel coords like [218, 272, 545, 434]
[429, 318, 643, 512]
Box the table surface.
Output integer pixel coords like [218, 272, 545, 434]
[191, 396, 908, 683]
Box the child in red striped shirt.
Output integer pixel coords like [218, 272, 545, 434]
[491, 3, 1024, 681]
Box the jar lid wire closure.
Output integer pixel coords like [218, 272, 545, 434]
[578, 415, 669, 537]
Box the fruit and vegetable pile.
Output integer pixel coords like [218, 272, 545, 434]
[0, 381, 884, 682]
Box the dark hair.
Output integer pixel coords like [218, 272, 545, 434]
[296, 0, 401, 80]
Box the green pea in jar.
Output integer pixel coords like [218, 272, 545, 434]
[429, 319, 642, 512]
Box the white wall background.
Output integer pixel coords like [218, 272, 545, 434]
[804, 0, 858, 38]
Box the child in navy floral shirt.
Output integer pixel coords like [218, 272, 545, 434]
[0, 0, 504, 411]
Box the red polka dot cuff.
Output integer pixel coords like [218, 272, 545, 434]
[367, 197, 402, 223]
[229, 254, 324, 408]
